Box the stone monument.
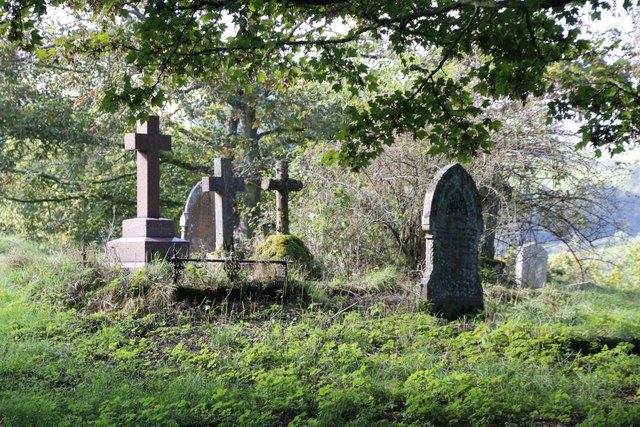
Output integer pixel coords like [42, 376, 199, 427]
[515, 242, 548, 288]
[261, 160, 303, 234]
[106, 116, 188, 269]
[179, 180, 217, 253]
[420, 164, 484, 318]
[201, 158, 245, 251]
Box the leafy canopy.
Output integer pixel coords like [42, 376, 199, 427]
[2, 0, 639, 168]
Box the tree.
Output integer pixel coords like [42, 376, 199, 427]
[293, 98, 625, 277]
[1, 0, 638, 167]
[0, 21, 343, 243]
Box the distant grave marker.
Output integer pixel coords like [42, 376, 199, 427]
[202, 158, 245, 251]
[107, 116, 188, 269]
[515, 242, 548, 288]
[420, 164, 484, 318]
[261, 160, 303, 235]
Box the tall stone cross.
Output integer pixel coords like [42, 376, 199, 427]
[124, 116, 171, 218]
[107, 115, 188, 270]
[261, 160, 303, 235]
[202, 158, 245, 251]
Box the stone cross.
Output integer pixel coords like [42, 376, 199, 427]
[261, 160, 303, 235]
[420, 164, 484, 319]
[106, 114, 188, 269]
[124, 116, 171, 218]
[202, 158, 245, 251]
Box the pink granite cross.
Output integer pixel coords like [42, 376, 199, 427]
[124, 116, 171, 218]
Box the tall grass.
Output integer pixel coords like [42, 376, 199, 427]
[1, 234, 639, 426]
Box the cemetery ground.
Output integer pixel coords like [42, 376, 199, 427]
[1, 235, 640, 427]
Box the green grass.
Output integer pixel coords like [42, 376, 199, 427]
[1, 235, 639, 426]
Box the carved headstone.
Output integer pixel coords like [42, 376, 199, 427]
[106, 116, 188, 269]
[202, 158, 245, 251]
[261, 160, 303, 235]
[515, 242, 548, 288]
[420, 164, 484, 318]
[179, 181, 216, 253]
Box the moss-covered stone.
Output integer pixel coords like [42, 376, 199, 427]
[255, 234, 313, 265]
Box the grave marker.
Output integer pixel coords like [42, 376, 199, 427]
[107, 115, 188, 269]
[179, 180, 217, 253]
[261, 160, 303, 235]
[420, 164, 484, 318]
[202, 158, 245, 251]
[515, 242, 548, 288]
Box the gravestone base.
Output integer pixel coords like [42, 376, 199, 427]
[122, 218, 177, 237]
[107, 218, 188, 270]
[420, 278, 484, 319]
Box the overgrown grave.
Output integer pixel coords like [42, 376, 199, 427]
[168, 247, 299, 306]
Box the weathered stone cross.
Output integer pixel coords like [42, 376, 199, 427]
[202, 158, 245, 251]
[124, 116, 171, 218]
[261, 160, 303, 235]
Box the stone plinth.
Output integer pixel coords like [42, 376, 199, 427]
[107, 235, 188, 270]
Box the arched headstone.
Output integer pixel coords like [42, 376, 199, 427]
[420, 164, 484, 318]
[180, 181, 217, 253]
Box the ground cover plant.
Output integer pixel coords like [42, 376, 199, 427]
[1, 234, 639, 426]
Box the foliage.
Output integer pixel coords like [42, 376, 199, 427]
[550, 236, 640, 289]
[0, 42, 219, 242]
[293, 101, 624, 278]
[1, 234, 640, 426]
[2, 0, 639, 168]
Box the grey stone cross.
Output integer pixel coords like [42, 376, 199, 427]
[261, 160, 303, 235]
[124, 116, 171, 218]
[202, 158, 245, 251]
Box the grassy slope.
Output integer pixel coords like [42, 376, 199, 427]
[1, 236, 639, 427]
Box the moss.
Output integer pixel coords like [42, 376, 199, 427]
[255, 234, 313, 265]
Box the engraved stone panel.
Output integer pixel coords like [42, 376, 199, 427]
[420, 164, 484, 318]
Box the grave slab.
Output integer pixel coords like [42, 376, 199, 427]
[180, 180, 217, 253]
